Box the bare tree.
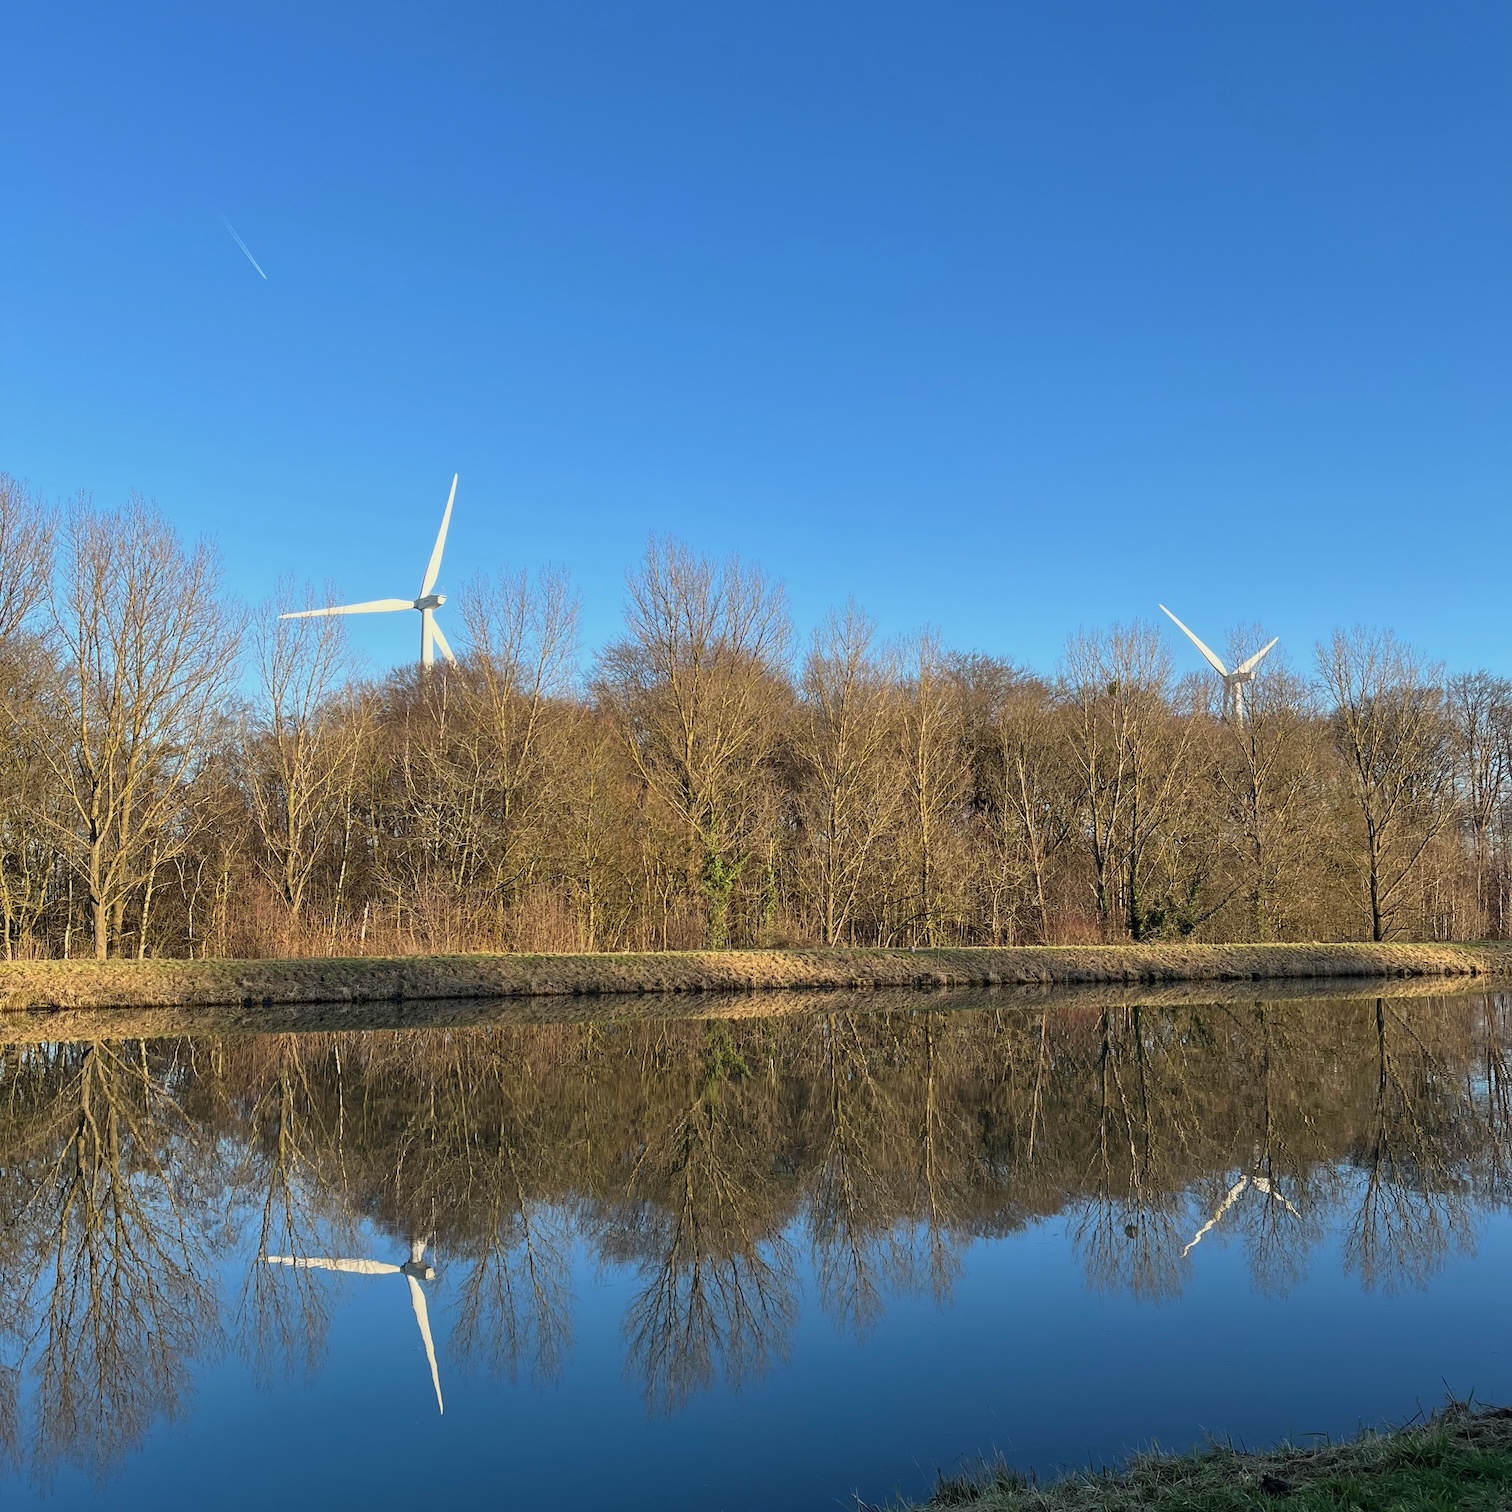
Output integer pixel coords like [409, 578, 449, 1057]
[1318, 629, 1456, 941]
[41, 500, 242, 958]
[0, 476, 53, 643]
[0, 639, 70, 958]
[0, 478, 62, 957]
[895, 634, 966, 946]
[456, 567, 580, 926]
[597, 539, 790, 947]
[1061, 624, 1199, 939]
[1209, 640, 1323, 940]
[245, 587, 369, 930]
[791, 605, 903, 944]
[1446, 671, 1512, 934]
[986, 676, 1074, 943]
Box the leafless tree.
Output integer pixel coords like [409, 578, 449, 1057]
[1446, 671, 1512, 934]
[0, 475, 53, 643]
[792, 605, 903, 944]
[244, 588, 369, 932]
[597, 539, 790, 946]
[1061, 624, 1200, 939]
[1319, 630, 1457, 941]
[1210, 643, 1324, 940]
[41, 500, 243, 957]
[895, 634, 966, 946]
[455, 567, 580, 929]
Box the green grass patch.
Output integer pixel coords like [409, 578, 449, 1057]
[899, 1403, 1512, 1512]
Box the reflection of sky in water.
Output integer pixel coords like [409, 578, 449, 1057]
[6, 997, 1512, 1510]
[12, 1191, 1512, 1511]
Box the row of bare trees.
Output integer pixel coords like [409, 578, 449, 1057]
[1, 475, 1509, 958]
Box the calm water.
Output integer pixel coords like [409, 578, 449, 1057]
[3, 990, 1511, 1509]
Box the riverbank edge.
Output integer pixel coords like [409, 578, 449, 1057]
[904, 1400, 1512, 1511]
[2, 941, 1511, 1011]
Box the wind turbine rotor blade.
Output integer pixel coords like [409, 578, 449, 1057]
[265, 1256, 402, 1275]
[406, 1275, 444, 1414]
[1251, 1174, 1301, 1218]
[280, 599, 414, 619]
[1180, 1176, 1249, 1258]
[1158, 604, 1229, 677]
[428, 618, 457, 667]
[419, 474, 458, 598]
[1236, 637, 1280, 676]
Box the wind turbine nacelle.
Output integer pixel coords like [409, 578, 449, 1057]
[415, 593, 445, 611]
[402, 1259, 437, 1281]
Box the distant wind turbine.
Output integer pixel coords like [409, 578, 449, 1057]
[282, 476, 459, 669]
[266, 1237, 444, 1413]
[1159, 605, 1277, 724]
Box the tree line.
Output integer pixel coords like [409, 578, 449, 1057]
[1, 997, 1506, 1479]
[2, 475, 1510, 959]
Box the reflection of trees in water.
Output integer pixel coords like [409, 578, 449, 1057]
[603, 1022, 797, 1413]
[413, 1034, 573, 1386]
[807, 1012, 911, 1338]
[801, 1012, 982, 1339]
[0, 995, 1509, 1478]
[233, 1033, 360, 1384]
[0, 1041, 219, 1482]
[1342, 1001, 1478, 1292]
[1071, 1006, 1190, 1302]
[1067, 1005, 1334, 1301]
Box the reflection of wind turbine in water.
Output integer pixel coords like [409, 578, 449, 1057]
[1159, 605, 1278, 725]
[280, 475, 460, 670]
[266, 1238, 444, 1413]
[1182, 1172, 1301, 1258]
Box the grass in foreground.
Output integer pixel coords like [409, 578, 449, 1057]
[897, 1402, 1512, 1512]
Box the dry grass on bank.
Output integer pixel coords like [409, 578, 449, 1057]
[902, 1401, 1512, 1512]
[3, 942, 1512, 1012]
[0, 973, 1488, 1045]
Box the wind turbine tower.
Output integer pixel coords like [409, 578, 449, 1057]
[1159, 605, 1278, 724]
[281, 475, 460, 669]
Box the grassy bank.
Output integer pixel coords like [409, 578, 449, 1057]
[2, 942, 1512, 1011]
[907, 1402, 1512, 1512]
[0, 972, 1492, 1043]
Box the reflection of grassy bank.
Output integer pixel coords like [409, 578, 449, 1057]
[914, 1403, 1512, 1511]
[4, 941, 1512, 1010]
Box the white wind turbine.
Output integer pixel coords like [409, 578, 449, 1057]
[266, 1237, 445, 1413]
[1159, 605, 1278, 724]
[281, 475, 460, 670]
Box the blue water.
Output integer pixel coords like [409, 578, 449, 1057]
[4, 998, 1509, 1509]
[12, 1189, 1511, 1510]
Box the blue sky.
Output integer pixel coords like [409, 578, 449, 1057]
[2, 3, 1508, 678]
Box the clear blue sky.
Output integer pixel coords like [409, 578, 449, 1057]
[3, 3, 1508, 677]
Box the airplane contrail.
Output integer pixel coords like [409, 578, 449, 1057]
[220, 215, 268, 279]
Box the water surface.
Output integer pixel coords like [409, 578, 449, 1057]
[2, 990, 1510, 1509]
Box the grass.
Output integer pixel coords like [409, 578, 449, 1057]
[0, 970, 1494, 1044]
[900, 1402, 1512, 1512]
[3, 942, 1512, 1011]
